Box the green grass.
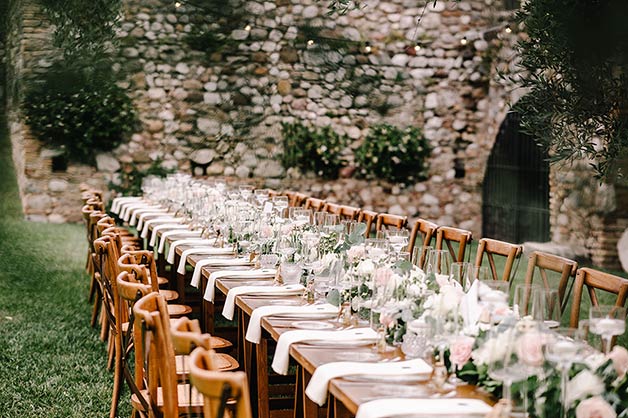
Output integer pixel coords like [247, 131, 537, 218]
[0, 117, 124, 416]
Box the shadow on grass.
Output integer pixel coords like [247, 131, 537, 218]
[0, 114, 127, 416]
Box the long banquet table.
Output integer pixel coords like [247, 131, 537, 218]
[122, 201, 496, 418]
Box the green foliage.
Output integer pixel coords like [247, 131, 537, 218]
[513, 0, 628, 180]
[281, 122, 348, 179]
[109, 159, 175, 197]
[23, 63, 136, 164]
[40, 0, 121, 62]
[355, 123, 431, 184]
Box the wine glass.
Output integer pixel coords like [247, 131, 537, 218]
[425, 249, 452, 284]
[386, 229, 410, 257]
[313, 211, 327, 230]
[411, 245, 432, 270]
[513, 283, 543, 319]
[451, 262, 471, 290]
[254, 189, 269, 206]
[323, 214, 340, 232]
[277, 235, 296, 263]
[487, 323, 532, 416]
[468, 265, 490, 282]
[478, 280, 510, 324]
[365, 238, 389, 264]
[238, 184, 254, 201]
[544, 327, 589, 418]
[272, 196, 289, 217]
[589, 305, 626, 354]
[535, 288, 562, 329]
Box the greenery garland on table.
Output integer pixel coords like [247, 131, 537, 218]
[514, 0, 628, 180]
[22, 0, 136, 165]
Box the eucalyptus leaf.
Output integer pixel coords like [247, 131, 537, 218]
[326, 288, 341, 306]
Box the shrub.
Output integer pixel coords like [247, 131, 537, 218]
[109, 159, 175, 197]
[23, 64, 136, 164]
[281, 122, 348, 179]
[355, 123, 431, 184]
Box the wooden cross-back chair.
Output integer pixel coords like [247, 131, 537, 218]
[190, 346, 252, 418]
[375, 213, 407, 232]
[117, 253, 192, 318]
[435, 226, 473, 263]
[407, 218, 438, 267]
[473, 238, 523, 282]
[293, 192, 309, 207]
[93, 236, 131, 418]
[133, 292, 206, 418]
[523, 251, 578, 318]
[323, 202, 361, 221]
[357, 210, 378, 238]
[304, 197, 326, 212]
[569, 267, 628, 328]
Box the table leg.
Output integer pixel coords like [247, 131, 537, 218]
[257, 337, 270, 418]
[302, 368, 321, 418]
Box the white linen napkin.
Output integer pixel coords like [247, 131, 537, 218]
[176, 247, 236, 274]
[130, 207, 162, 226]
[271, 328, 379, 375]
[198, 268, 276, 296]
[136, 209, 169, 230]
[355, 398, 493, 418]
[460, 279, 482, 332]
[305, 358, 433, 406]
[244, 303, 339, 343]
[149, 223, 189, 247]
[122, 202, 151, 222]
[158, 230, 202, 254]
[141, 217, 183, 239]
[111, 196, 141, 214]
[166, 239, 218, 264]
[224, 284, 305, 321]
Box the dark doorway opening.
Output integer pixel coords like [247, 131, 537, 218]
[482, 112, 550, 243]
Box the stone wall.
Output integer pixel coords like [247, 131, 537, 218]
[4, 0, 109, 222]
[4, 0, 627, 268]
[104, 0, 519, 237]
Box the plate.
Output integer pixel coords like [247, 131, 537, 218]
[292, 321, 335, 330]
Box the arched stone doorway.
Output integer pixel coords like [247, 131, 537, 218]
[482, 111, 550, 243]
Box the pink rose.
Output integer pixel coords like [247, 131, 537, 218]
[450, 336, 475, 367]
[575, 396, 616, 418]
[607, 346, 628, 378]
[516, 331, 545, 367]
[379, 312, 396, 329]
[261, 225, 273, 238]
[347, 245, 365, 262]
[374, 267, 394, 287]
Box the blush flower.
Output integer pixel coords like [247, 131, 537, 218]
[607, 345, 628, 379]
[450, 336, 475, 367]
[575, 396, 616, 418]
[516, 331, 546, 368]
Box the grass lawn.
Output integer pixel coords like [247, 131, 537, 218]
[0, 117, 126, 416]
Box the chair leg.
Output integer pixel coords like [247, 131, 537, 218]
[88, 272, 96, 303]
[107, 333, 115, 371]
[100, 306, 109, 342]
[109, 342, 123, 418]
[90, 291, 101, 328]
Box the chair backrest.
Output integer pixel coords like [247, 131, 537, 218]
[189, 347, 252, 418]
[523, 251, 577, 316]
[375, 213, 407, 232]
[293, 192, 309, 207]
[357, 210, 378, 238]
[304, 197, 326, 212]
[170, 317, 212, 355]
[134, 292, 179, 418]
[569, 267, 628, 328]
[407, 219, 438, 266]
[435, 226, 473, 263]
[473, 238, 523, 282]
[117, 251, 161, 294]
[323, 202, 361, 221]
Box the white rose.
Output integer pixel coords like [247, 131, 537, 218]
[440, 284, 464, 314]
[565, 370, 604, 407]
[471, 331, 511, 365]
[357, 259, 375, 276]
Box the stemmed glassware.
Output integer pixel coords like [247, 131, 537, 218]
[589, 305, 626, 354]
[273, 196, 289, 218]
[487, 322, 534, 417]
[386, 229, 410, 258]
[425, 249, 452, 283]
[544, 327, 589, 418]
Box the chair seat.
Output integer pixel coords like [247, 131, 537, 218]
[176, 353, 239, 375]
[167, 303, 193, 318]
[131, 384, 204, 412]
[159, 289, 179, 301]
